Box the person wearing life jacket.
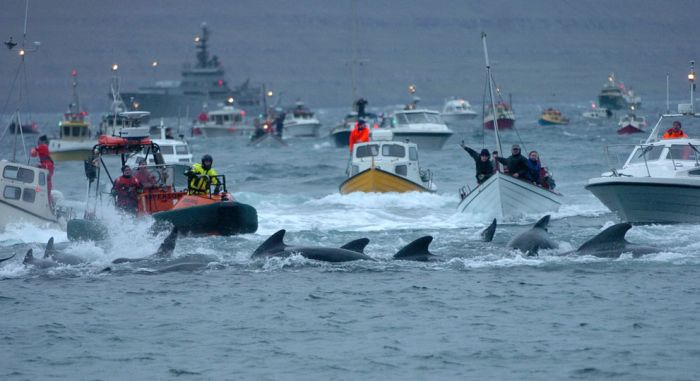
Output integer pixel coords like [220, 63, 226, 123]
[112, 165, 141, 214]
[662, 120, 688, 139]
[30, 135, 55, 205]
[186, 154, 219, 195]
[348, 119, 370, 152]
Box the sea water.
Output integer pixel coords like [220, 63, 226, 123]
[1, 103, 699, 380]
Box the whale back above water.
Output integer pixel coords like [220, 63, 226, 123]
[507, 215, 558, 255]
[481, 219, 497, 242]
[393, 236, 436, 262]
[575, 223, 658, 258]
[252, 229, 374, 262]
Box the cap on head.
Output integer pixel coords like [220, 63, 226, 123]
[673, 120, 682, 128]
[38, 135, 48, 143]
[358, 119, 366, 125]
[201, 154, 213, 164]
[480, 149, 490, 156]
[512, 144, 520, 150]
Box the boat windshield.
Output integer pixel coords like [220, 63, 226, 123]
[175, 145, 189, 155]
[382, 144, 406, 158]
[395, 112, 442, 125]
[628, 145, 664, 164]
[667, 144, 699, 162]
[356, 144, 379, 158]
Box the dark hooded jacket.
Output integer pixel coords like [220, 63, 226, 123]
[462, 145, 494, 184]
[496, 153, 528, 178]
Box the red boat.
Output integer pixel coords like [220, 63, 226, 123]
[483, 101, 515, 130]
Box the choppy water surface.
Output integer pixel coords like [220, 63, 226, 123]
[2, 103, 699, 379]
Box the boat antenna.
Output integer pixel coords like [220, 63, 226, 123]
[666, 72, 670, 114]
[481, 32, 502, 155]
[690, 60, 696, 115]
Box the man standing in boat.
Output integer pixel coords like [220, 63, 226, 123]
[662, 120, 688, 139]
[496, 144, 529, 179]
[112, 165, 141, 214]
[355, 97, 368, 118]
[186, 154, 219, 195]
[460, 142, 494, 184]
[348, 119, 370, 152]
[30, 135, 55, 206]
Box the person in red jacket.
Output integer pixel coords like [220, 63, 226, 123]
[30, 135, 54, 205]
[348, 119, 370, 152]
[111, 165, 141, 214]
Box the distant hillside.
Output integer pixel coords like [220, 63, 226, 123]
[0, 0, 697, 113]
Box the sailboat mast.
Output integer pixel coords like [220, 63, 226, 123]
[350, 0, 358, 100]
[481, 32, 502, 155]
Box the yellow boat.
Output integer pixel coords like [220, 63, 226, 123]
[538, 108, 570, 126]
[339, 130, 437, 194]
[49, 71, 95, 161]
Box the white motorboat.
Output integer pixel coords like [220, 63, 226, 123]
[441, 98, 478, 126]
[284, 101, 322, 137]
[384, 109, 453, 150]
[192, 105, 253, 137]
[340, 130, 437, 194]
[586, 63, 700, 224]
[457, 33, 562, 221]
[581, 103, 613, 121]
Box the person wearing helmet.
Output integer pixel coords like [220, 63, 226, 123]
[111, 165, 141, 214]
[186, 154, 219, 195]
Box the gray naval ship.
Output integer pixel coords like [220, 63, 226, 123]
[119, 23, 263, 118]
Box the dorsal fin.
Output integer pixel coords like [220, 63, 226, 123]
[533, 215, 551, 230]
[0, 253, 16, 263]
[393, 236, 435, 261]
[340, 238, 370, 253]
[252, 229, 287, 257]
[154, 228, 178, 258]
[481, 219, 497, 242]
[577, 223, 632, 252]
[23, 249, 34, 264]
[44, 237, 55, 258]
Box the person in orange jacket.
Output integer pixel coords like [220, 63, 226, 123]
[662, 120, 688, 139]
[348, 119, 370, 152]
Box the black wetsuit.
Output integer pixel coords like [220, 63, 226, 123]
[462, 146, 494, 184]
[496, 153, 529, 178]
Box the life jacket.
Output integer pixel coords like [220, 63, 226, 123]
[662, 129, 688, 139]
[348, 125, 370, 152]
[113, 176, 141, 210]
[188, 163, 218, 194]
[31, 144, 54, 175]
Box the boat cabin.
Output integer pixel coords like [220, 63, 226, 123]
[349, 130, 435, 190]
[391, 110, 444, 127]
[200, 106, 245, 126]
[0, 160, 54, 223]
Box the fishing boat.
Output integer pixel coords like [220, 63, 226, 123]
[329, 112, 379, 148]
[126, 121, 193, 187]
[441, 98, 478, 126]
[383, 109, 454, 150]
[7, 122, 39, 134]
[49, 71, 95, 161]
[616, 112, 647, 135]
[597, 73, 642, 111]
[483, 101, 515, 130]
[67, 129, 257, 240]
[457, 33, 562, 221]
[538, 108, 570, 126]
[586, 62, 700, 224]
[1, 6, 68, 231]
[192, 105, 253, 137]
[283, 101, 322, 137]
[340, 130, 436, 194]
[119, 23, 263, 118]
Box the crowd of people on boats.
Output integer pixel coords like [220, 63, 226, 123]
[461, 142, 555, 190]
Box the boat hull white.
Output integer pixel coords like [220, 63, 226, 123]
[198, 126, 253, 138]
[586, 176, 700, 223]
[442, 113, 478, 126]
[458, 172, 562, 221]
[284, 120, 321, 137]
[0, 201, 60, 231]
[391, 131, 453, 150]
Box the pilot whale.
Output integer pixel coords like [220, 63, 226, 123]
[507, 215, 558, 255]
[112, 228, 179, 264]
[252, 230, 374, 262]
[393, 236, 437, 262]
[572, 222, 659, 258]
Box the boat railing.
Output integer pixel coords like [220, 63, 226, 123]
[185, 173, 229, 198]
